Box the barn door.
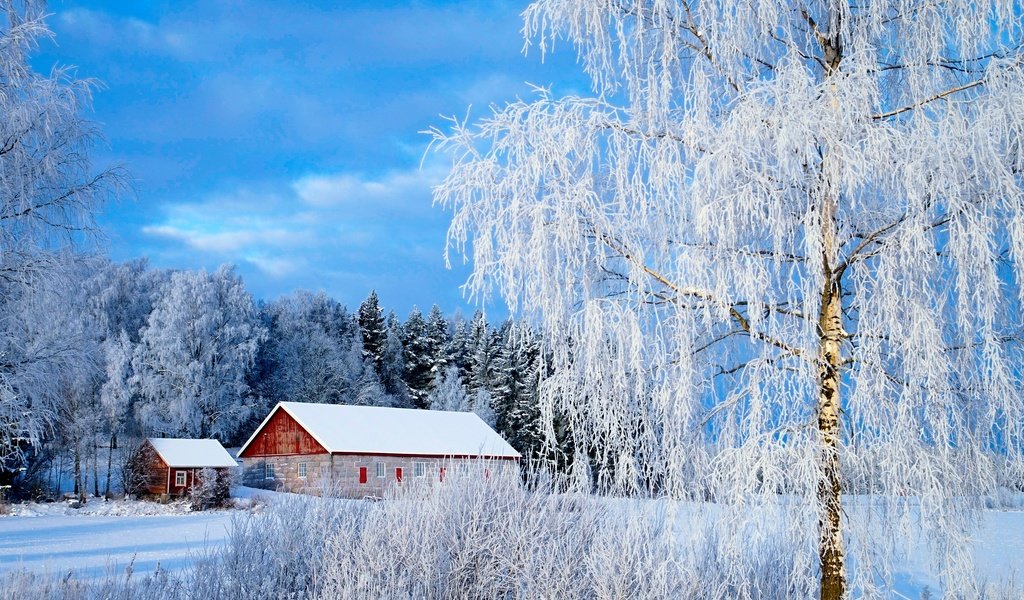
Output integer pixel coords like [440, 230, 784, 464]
[358, 466, 367, 484]
[395, 467, 403, 482]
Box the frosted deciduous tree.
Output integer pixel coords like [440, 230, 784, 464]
[133, 266, 265, 440]
[431, 1, 1024, 597]
[0, 1, 121, 481]
[259, 293, 353, 406]
[428, 366, 470, 412]
[471, 388, 497, 428]
[85, 259, 163, 344]
[99, 330, 133, 497]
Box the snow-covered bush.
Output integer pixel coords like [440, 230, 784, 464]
[189, 468, 231, 511]
[118, 440, 154, 499]
[3, 474, 1024, 599]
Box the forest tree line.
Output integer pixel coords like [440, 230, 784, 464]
[0, 256, 558, 500]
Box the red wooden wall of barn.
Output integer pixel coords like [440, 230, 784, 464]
[142, 442, 169, 495]
[239, 407, 327, 458]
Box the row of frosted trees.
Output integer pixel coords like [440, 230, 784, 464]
[0, 256, 554, 499]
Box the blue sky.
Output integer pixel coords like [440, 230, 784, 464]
[35, 0, 584, 317]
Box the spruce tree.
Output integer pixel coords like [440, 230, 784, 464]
[446, 317, 474, 383]
[380, 312, 410, 406]
[356, 290, 386, 375]
[401, 307, 433, 409]
[467, 311, 498, 394]
[425, 305, 451, 381]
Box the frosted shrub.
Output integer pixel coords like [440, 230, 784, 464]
[188, 468, 231, 511]
[3, 473, 1023, 599]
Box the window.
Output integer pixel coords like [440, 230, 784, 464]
[298, 462, 307, 479]
[414, 462, 426, 478]
[265, 462, 276, 479]
[174, 470, 186, 487]
[359, 466, 368, 484]
[375, 462, 386, 478]
[395, 467, 403, 482]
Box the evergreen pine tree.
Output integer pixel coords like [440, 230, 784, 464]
[467, 311, 498, 394]
[446, 316, 474, 383]
[492, 322, 543, 457]
[357, 290, 386, 374]
[401, 307, 433, 409]
[425, 305, 450, 382]
[380, 312, 410, 407]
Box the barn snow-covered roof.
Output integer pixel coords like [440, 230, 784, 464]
[239, 402, 521, 459]
[148, 438, 238, 468]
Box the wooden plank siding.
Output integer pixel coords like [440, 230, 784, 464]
[141, 442, 170, 496]
[140, 440, 229, 497]
[238, 407, 327, 458]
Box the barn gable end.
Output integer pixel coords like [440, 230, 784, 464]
[140, 441, 169, 496]
[239, 405, 327, 458]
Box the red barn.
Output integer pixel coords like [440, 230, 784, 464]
[141, 438, 238, 497]
[237, 402, 521, 497]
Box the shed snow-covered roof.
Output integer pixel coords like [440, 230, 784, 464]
[147, 438, 238, 468]
[240, 402, 521, 459]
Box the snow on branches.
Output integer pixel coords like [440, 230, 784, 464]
[430, 0, 1024, 597]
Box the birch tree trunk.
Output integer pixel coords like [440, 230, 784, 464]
[817, 21, 846, 599]
[104, 432, 115, 499]
[817, 265, 845, 600]
[92, 435, 100, 498]
[73, 443, 81, 500]
[431, 1, 1024, 596]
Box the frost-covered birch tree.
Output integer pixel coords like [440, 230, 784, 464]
[0, 1, 121, 483]
[430, 1, 1024, 597]
[428, 365, 470, 412]
[99, 330, 133, 496]
[133, 266, 265, 440]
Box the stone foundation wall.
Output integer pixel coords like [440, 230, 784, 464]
[241, 453, 518, 498]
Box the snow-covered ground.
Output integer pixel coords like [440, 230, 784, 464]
[0, 488, 1021, 596]
[894, 508, 1024, 597]
[0, 487, 278, 579]
[0, 511, 233, 579]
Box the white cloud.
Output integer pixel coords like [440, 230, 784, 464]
[142, 165, 450, 280]
[292, 166, 444, 210]
[243, 253, 300, 278]
[56, 8, 195, 59]
[141, 224, 302, 254]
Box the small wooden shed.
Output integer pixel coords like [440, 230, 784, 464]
[142, 438, 237, 497]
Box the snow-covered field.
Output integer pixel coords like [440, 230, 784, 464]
[0, 511, 233, 579]
[1, 488, 1022, 597]
[0, 488, 275, 580]
[895, 508, 1024, 597]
